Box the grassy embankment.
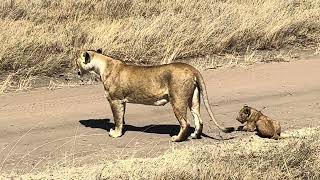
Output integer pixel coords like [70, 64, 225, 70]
[5, 127, 320, 180]
[0, 0, 319, 92]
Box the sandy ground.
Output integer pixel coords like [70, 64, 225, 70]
[0, 57, 320, 175]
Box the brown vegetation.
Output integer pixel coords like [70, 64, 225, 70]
[0, 0, 319, 88]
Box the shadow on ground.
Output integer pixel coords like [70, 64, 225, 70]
[79, 119, 226, 140]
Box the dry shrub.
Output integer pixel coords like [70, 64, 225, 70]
[0, 0, 319, 83]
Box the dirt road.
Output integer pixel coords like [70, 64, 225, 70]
[1, 58, 320, 174]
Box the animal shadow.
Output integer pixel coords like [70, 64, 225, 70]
[79, 118, 220, 139]
[79, 118, 190, 136]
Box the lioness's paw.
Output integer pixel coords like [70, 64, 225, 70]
[190, 132, 201, 139]
[109, 128, 122, 138]
[171, 135, 185, 142]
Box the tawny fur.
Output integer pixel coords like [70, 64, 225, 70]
[75, 49, 231, 142]
[236, 105, 281, 140]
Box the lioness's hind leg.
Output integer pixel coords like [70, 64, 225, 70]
[189, 87, 203, 139]
[109, 101, 125, 138]
[171, 100, 190, 142]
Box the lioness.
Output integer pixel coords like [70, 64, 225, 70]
[236, 105, 281, 140]
[76, 49, 232, 142]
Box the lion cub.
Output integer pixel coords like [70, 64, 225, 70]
[236, 105, 281, 140]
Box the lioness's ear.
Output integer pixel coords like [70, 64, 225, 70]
[96, 49, 102, 54]
[82, 52, 90, 64]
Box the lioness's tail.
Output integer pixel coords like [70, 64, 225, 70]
[196, 73, 234, 133]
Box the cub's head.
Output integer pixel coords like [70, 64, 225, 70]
[75, 49, 102, 77]
[236, 105, 251, 124]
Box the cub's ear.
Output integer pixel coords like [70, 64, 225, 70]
[82, 52, 90, 64]
[96, 48, 102, 54]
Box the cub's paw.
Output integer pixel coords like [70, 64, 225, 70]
[237, 126, 245, 131]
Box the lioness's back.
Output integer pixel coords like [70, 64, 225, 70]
[122, 62, 200, 81]
[123, 62, 198, 72]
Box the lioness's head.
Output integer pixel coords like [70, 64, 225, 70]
[75, 49, 102, 77]
[236, 105, 251, 124]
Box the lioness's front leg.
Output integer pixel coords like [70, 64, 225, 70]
[109, 100, 126, 138]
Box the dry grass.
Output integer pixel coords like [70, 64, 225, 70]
[0, 0, 320, 87]
[315, 43, 320, 55]
[0, 74, 13, 94]
[4, 127, 320, 180]
[0, 73, 35, 94]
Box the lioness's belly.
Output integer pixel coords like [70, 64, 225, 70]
[118, 70, 172, 105]
[126, 92, 169, 106]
